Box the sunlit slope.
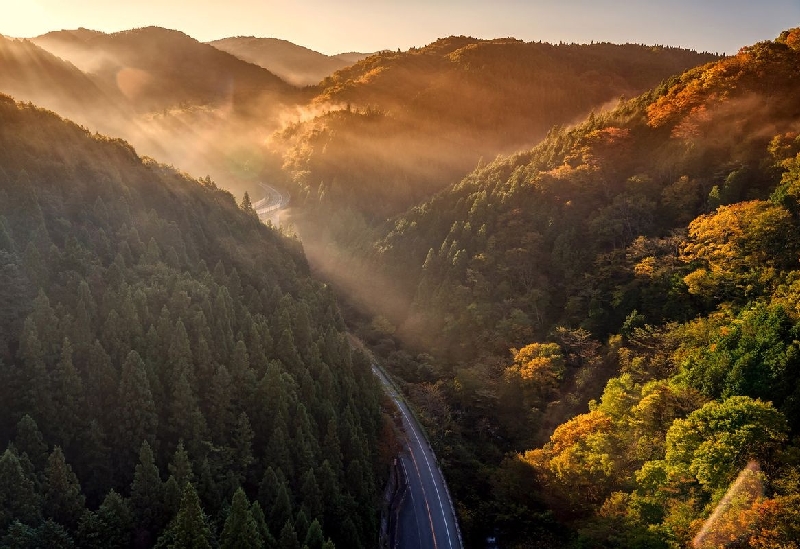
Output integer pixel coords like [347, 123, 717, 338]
[210, 36, 369, 86]
[365, 29, 800, 549]
[0, 93, 385, 548]
[0, 34, 128, 123]
[279, 37, 718, 217]
[378, 29, 800, 360]
[18, 27, 302, 197]
[33, 27, 296, 113]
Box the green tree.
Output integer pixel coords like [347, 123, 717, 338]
[50, 338, 86, 452]
[42, 446, 85, 530]
[662, 396, 788, 491]
[14, 414, 48, 474]
[169, 483, 214, 549]
[116, 350, 158, 477]
[220, 487, 263, 549]
[278, 521, 300, 549]
[0, 448, 40, 530]
[130, 440, 164, 545]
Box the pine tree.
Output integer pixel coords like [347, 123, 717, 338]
[77, 490, 134, 549]
[0, 448, 40, 530]
[130, 440, 164, 545]
[269, 484, 293, 537]
[168, 373, 206, 453]
[232, 411, 255, 486]
[304, 519, 325, 549]
[169, 440, 195, 490]
[14, 414, 48, 474]
[83, 341, 117, 432]
[294, 509, 309, 545]
[18, 318, 55, 434]
[278, 521, 300, 549]
[164, 475, 182, 518]
[42, 447, 85, 531]
[116, 350, 158, 477]
[207, 364, 234, 444]
[167, 319, 194, 390]
[220, 487, 262, 549]
[50, 338, 86, 452]
[240, 192, 258, 218]
[170, 483, 214, 549]
[251, 502, 276, 549]
[78, 420, 112, 509]
[299, 469, 323, 523]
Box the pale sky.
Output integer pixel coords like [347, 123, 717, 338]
[0, 0, 797, 55]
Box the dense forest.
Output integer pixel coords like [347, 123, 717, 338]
[4, 18, 800, 549]
[350, 28, 800, 547]
[0, 95, 389, 548]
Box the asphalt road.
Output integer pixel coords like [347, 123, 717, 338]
[254, 182, 289, 216]
[372, 365, 463, 549]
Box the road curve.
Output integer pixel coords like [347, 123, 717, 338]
[253, 182, 289, 217]
[372, 365, 464, 549]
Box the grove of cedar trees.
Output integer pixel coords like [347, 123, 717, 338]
[0, 94, 389, 549]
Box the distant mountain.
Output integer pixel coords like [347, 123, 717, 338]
[33, 27, 295, 113]
[210, 36, 369, 86]
[19, 27, 300, 197]
[332, 51, 372, 64]
[0, 33, 127, 123]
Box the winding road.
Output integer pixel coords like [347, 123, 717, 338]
[253, 182, 289, 217]
[372, 365, 464, 549]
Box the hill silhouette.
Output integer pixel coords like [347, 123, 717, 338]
[34, 27, 295, 113]
[210, 36, 369, 86]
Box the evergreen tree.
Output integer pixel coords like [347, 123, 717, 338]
[76, 490, 135, 549]
[50, 338, 86, 453]
[83, 341, 117, 433]
[168, 373, 206, 453]
[78, 420, 112, 508]
[220, 487, 262, 549]
[169, 483, 214, 549]
[304, 520, 325, 549]
[207, 364, 234, 444]
[294, 509, 309, 545]
[116, 351, 158, 477]
[251, 502, 275, 549]
[299, 469, 323, 523]
[42, 446, 85, 531]
[278, 521, 300, 549]
[232, 411, 255, 486]
[14, 414, 48, 474]
[130, 440, 164, 546]
[0, 448, 40, 530]
[269, 484, 293, 537]
[168, 440, 195, 490]
[164, 475, 182, 518]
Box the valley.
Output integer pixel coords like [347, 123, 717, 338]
[1, 11, 800, 549]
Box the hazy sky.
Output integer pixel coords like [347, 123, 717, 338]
[0, 0, 797, 55]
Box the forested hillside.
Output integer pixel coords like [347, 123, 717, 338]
[364, 29, 800, 547]
[278, 37, 719, 218]
[0, 95, 387, 549]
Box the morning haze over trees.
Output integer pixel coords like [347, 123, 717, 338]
[0, 14, 799, 549]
